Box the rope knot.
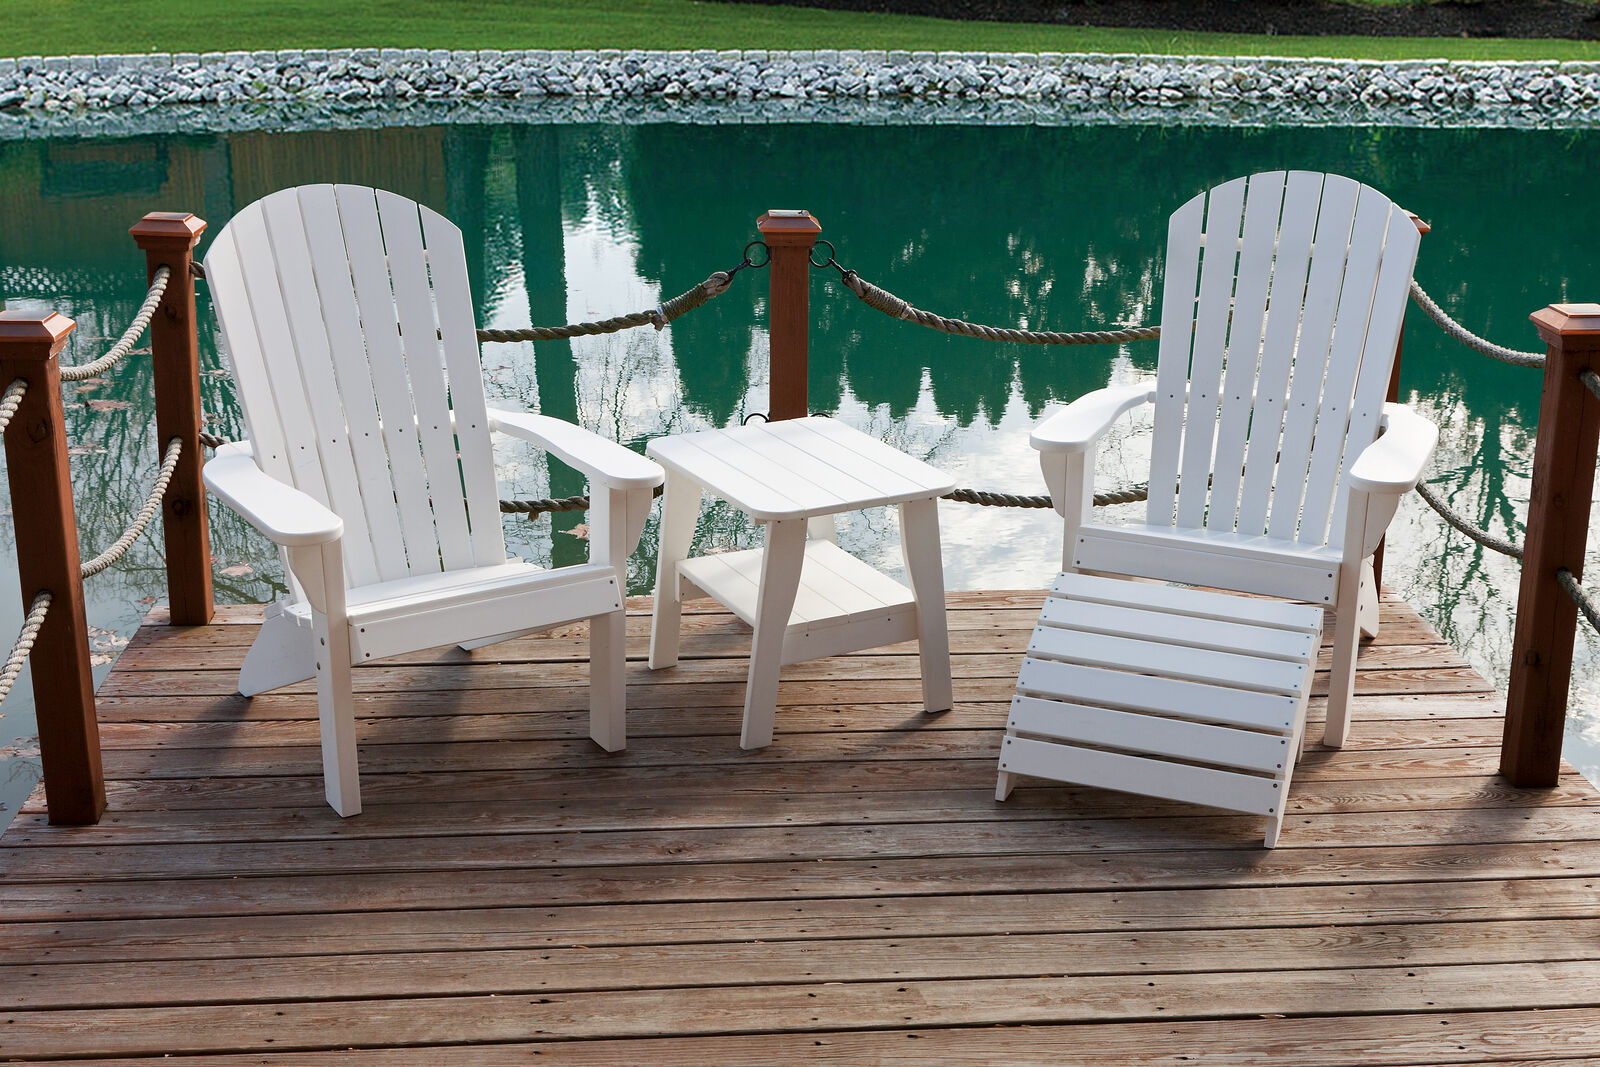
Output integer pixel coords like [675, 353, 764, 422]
[703, 271, 733, 298]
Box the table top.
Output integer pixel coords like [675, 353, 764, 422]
[646, 416, 956, 521]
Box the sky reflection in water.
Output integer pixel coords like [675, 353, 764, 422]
[0, 118, 1595, 819]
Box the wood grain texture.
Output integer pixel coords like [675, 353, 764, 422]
[1504, 305, 1600, 786]
[2, 590, 1597, 1062]
[0, 312, 103, 825]
[130, 212, 214, 626]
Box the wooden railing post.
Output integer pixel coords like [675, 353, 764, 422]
[1502, 302, 1600, 787]
[130, 212, 213, 626]
[1373, 212, 1431, 592]
[0, 311, 104, 824]
[756, 210, 822, 421]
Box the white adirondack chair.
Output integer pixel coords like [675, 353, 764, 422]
[1028, 171, 1439, 750]
[200, 184, 664, 817]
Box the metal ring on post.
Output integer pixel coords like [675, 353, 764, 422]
[742, 412, 769, 425]
[742, 241, 772, 270]
[808, 240, 837, 270]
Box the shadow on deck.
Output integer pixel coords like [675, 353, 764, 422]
[1, 590, 1597, 1063]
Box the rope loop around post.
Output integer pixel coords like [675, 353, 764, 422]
[58, 266, 170, 383]
[0, 378, 28, 436]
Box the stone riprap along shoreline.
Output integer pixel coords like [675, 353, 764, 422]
[2, 48, 1599, 137]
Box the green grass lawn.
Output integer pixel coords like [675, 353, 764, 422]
[7, 0, 1599, 61]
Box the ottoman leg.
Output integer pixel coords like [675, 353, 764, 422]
[740, 519, 806, 750]
[900, 497, 953, 715]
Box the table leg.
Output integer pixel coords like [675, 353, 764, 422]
[807, 514, 837, 543]
[648, 471, 700, 670]
[741, 518, 807, 750]
[900, 496, 953, 715]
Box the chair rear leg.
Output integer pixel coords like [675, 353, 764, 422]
[589, 609, 627, 752]
[238, 603, 315, 696]
[995, 770, 1017, 801]
[1323, 558, 1365, 749]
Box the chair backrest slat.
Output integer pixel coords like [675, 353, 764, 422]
[334, 187, 446, 572]
[1145, 193, 1205, 525]
[376, 190, 475, 572]
[204, 228, 291, 487]
[207, 184, 510, 592]
[1144, 172, 1419, 551]
[1175, 176, 1248, 530]
[295, 185, 412, 583]
[1296, 185, 1395, 544]
[1327, 209, 1422, 547]
[1264, 175, 1361, 542]
[1236, 171, 1323, 535]
[258, 189, 380, 588]
[229, 206, 335, 519]
[422, 204, 506, 568]
[1206, 172, 1287, 531]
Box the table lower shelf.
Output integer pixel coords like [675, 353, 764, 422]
[677, 539, 920, 665]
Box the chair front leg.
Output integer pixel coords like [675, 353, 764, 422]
[589, 608, 627, 752]
[1040, 451, 1093, 574]
[290, 541, 360, 817]
[1324, 496, 1373, 749]
[585, 484, 635, 751]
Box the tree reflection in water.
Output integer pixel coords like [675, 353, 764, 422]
[0, 118, 1595, 814]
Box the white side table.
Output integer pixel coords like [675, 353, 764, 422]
[647, 417, 956, 749]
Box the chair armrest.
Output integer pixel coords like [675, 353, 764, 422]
[486, 409, 664, 490]
[202, 442, 344, 547]
[1348, 403, 1439, 496]
[1030, 383, 1156, 454]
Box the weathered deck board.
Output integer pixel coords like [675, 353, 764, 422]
[2, 590, 1598, 1063]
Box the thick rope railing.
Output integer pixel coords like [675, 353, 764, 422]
[496, 482, 1148, 519]
[1409, 281, 1546, 369]
[830, 264, 1161, 347]
[945, 485, 1151, 509]
[1584, 368, 1600, 401]
[476, 268, 744, 344]
[1414, 479, 1524, 560]
[0, 592, 51, 706]
[79, 437, 182, 579]
[0, 379, 28, 436]
[58, 266, 170, 383]
[1557, 568, 1600, 636]
[816, 262, 1549, 369]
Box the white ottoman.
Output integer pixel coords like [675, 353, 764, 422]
[997, 572, 1324, 847]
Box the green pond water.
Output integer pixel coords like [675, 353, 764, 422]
[0, 119, 1595, 821]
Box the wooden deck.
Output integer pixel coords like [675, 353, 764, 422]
[2, 589, 1599, 1063]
